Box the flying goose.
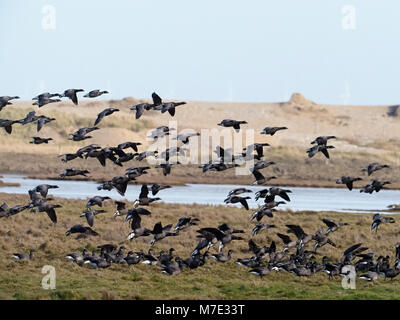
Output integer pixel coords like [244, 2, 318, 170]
[260, 126, 288, 136]
[84, 90, 109, 98]
[217, 119, 248, 132]
[30, 137, 53, 144]
[322, 218, 348, 235]
[65, 224, 99, 237]
[362, 162, 390, 176]
[150, 222, 178, 245]
[371, 213, 395, 233]
[243, 143, 270, 159]
[33, 96, 61, 107]
[133, 184, 161, 207]
[35, 115, 56, 132]
[173, 216, 200, 231]
[117, 141, 142, 152]
[160, 102, 187, 117]
[125, 208, 152, 240]
[31, 203, 61, 224]
[61, 89, 84, 105]
[227, 188, 252, 197]
[311, 136, 336, 145]
[224, 195, 251, 210]
[34, 184, 59, 198]
[0, 95, 20, 111]
[0, 118, 19, 134]
[86, 196, 111, 208]
[306, 145, 335, 159]
[250, 208, 276, 221]
[174, 132, 200, 144]
[251, 224, 276, 236]
[94, 108, 120, 126]
[251, 170, 277, 185]
[250, 160, 275, 172]
[80, 209, 106, 227]
[60, 168, 89, 178]
[336, 176, 362, 190]
[69, 127, 99, 141]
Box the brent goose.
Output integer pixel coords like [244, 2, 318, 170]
[311, 136, 336, 145]
[30, 137, 53, 144]
[35, 115, 56, 132]
[0, 95, 20, 111]
[80, 209, 106, 227]
[86, 196, 111, 208]
[362, 162, 390, 176]
[336, 176, 362, 190]
[224, 195, 251, 210]
[117, 141, 142, 152]
[174, 132, 200, 144]
[306, 145, 335, 159]
[251, 170, 277, 185]
[84, 90, 109, 98]
[371, 213, 395, 233]
[134, 184, 161, 206]
[227, 188, 252, 197]
[66, 224, 99, 237]
[33, 97, 61, 107]
[60, 168, 90, 178]
[62, 89, 84, 105]
[217, 119, 248, 132]
[160, 102, 187, 117]
[12, 249, 35, 261]
[126, 208, 152, 240]
[150, 222, 178, 245]
[174, 216, 200, 231]
[211, 250, 233, 262]
[322, 218, 348, 235]
[34, 184, 59, 198]
[251, 224, 276, 236]
[94, 108, 120, 126]
[260, 126, 288, 135]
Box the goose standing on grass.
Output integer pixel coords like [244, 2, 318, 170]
[12, 249, 35, 261]
[61, 89, 84, 105]
[212, 250, 233, 262]
[362, 162, 390, 176]
[94, 108, 120, 125]
[30, 137, 53, 144]
[260, 126, 288, 136]
[161, 258, 183, 275]
[217, 119, 248, 132]
[336, 176, 362, 190]
[250, 266, 271, 278]
[84, 90, 109, 98]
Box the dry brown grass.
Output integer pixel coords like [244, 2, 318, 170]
[0, 193, 400, 300]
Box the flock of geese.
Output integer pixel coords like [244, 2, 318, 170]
[1, 89, 399, 282]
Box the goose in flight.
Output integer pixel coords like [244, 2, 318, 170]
[306, 145, 335, 159]
[336, 176, 362, 190]
[134, 184, 161, 206]
[224, 195, 251, 210]
[217, 119, 247, 132]
[260, 126, 288, 136]
[0, 95, 20, 111]
[94, 108, 120, 126]
[126, 208, 152, 240]
[361, 162, 390, 176]
[84, 90, 109, 98]
[30, 137, 53, 144]
[311, 136, 336, 145]
[61, 89, 84, 105]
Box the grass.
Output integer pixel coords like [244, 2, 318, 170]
[0, 193, 400, 300]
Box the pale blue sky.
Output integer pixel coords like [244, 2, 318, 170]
[0, 0, 399, 105]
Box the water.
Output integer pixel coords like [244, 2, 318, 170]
[0, 174, 399, 213]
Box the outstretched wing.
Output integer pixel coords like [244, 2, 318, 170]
[139, 184, 149, 199]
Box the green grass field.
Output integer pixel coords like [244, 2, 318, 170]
[0, 193, 399, 300]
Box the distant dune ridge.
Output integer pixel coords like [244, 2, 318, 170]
[0, 93, 398, 187]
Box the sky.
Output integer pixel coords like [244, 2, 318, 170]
[0, 0, 399, 105]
